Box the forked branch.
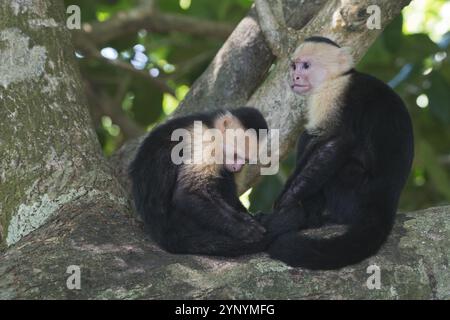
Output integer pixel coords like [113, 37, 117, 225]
[255, 0, 299, 57]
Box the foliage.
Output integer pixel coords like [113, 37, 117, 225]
[68, 0, 450, 212]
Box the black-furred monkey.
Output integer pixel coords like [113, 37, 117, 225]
[263, 36, 414, 270]
[130, 107, 269, 256]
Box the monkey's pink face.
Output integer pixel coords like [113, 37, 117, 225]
[289, 57, 327, 95]
[224, 155, 245, 173]
[222, 141, 248, 173]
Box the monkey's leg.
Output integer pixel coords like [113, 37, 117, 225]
[261, 190, 327, 238]
[302, 191, 326, 228]
[172, 192, 266, 244]
[162, 204, 268, 256]
[261, 202, 308, 238]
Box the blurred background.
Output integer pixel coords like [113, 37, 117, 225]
[67, 0, 450, 212]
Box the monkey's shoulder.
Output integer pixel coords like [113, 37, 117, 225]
[341, 71, 410, 123]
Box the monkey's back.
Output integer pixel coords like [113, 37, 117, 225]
[340, 71, 414, 201]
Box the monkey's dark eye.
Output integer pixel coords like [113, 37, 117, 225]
[302, 62, 310, 70]
[291, 62, 296, 70]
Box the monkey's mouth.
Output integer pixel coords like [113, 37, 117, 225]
[224, 163, 244, 173]
[291, 84, 311, 94]
[223, 153, 248, 173]
[291, 84, 308, 89]
[225, 155, 248, 173]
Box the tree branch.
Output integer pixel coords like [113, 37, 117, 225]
[73, 7, 234, 50]
[255, 0, 293, 57]
[85, 79, 146, 141]
[85, 48, 176, 97]
[2, 205, 449, 299]
[168, 51, 215, 81]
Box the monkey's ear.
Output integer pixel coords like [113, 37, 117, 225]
[215, 114, 234, 133]
[223, 118, 230, 129]
[338, 47, 355, 69]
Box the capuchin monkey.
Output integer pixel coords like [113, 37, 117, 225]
[263, 36, 414, 270]
[129, 107, 269, 256]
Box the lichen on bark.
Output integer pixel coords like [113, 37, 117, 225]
[0, 0, 129, 247]
[0, 28, 47, 89]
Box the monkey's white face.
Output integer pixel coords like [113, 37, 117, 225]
[223, 145, 246, 172]
[214, 114, 260, 173]
[222, 130, 259, 173]
[290, 57, 327, 95]
[289, 42, 354, 95]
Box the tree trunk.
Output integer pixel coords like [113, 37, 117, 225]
[0, 0, 130, 248]
[1, 0, 448, 300]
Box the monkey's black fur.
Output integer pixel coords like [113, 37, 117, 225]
[129, 107, 269, 256]
[265, 70, 414, 270]
[304, 36, 341, 48]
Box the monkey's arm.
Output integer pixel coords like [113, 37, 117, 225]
[273, 131, 314, 210]
[277, 135, 354, 209]
[174, 188, 265, 244]
[212, 195, 267, 243]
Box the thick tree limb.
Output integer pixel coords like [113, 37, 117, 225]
[1, 205, 449, 299]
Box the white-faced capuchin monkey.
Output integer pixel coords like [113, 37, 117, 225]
[129, 107, 269, 256]
[262, 36, 414, 270]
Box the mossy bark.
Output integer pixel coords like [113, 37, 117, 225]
[1, 206, 448, 299]
[0, 0, 129, 248]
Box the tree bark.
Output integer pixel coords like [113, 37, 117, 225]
[1, 206, 449, 299]
[2, 0, 446, 300]
[0, 0, 130, 248]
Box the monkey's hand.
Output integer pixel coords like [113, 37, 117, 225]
[253, 211, 270, 223]
[213, 198, 266, 243]
[273, 191, 298, 211]
[263, 202, 307, 238]
[231, 213, 267, 243]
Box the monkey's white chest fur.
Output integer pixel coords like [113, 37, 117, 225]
[305, 75, 350, 133]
